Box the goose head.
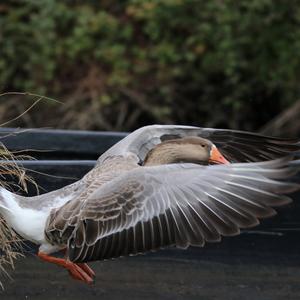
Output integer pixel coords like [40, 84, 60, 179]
[143, 137, 229, 166]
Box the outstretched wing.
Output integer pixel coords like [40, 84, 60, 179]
[45, 158, 300, 263]
[98, 125, 300, 164]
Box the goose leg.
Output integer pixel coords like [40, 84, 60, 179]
[37, 251, 94, 284]
[77, 263, 96, 278]
[58, 248, 95, 278]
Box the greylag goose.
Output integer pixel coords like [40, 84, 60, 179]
[0, 125, 299, 284]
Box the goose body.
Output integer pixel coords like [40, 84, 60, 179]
[0, 188, 48, 244]
[0, 125, 300, 284]
[0, 182, 82, 252]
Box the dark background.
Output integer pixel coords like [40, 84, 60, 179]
[1, 1, 300, 299]
[0, 0, 299, 135]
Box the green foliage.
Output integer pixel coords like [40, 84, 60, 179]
[0, 0, 299, 130]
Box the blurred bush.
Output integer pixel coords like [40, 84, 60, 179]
[0, 0, 299, 131]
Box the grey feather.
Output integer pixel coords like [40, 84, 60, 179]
[48, 157, 300, 262]
[98, 125, 300, 164]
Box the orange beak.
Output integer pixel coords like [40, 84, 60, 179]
[209, 145, 230, 165]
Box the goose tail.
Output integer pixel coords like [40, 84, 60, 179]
[0, 187, 18, 215]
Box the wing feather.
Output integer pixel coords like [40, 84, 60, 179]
[98, 125, 300, 164]
[46, 157, 300, 262]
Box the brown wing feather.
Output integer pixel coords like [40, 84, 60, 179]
[45, 158, 300, 263]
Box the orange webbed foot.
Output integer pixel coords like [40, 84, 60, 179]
[37, 251, 95, 285]
[77, 263, 96, 278]
[66, 262, 94, 285]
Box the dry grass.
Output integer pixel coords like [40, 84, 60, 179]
[0, 95, 44, 288]
[0, 142, 38, 289]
